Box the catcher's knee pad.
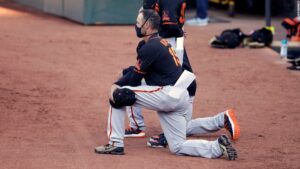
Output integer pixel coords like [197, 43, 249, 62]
[109, 88, 136, 109]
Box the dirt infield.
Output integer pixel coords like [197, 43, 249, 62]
[0, 2, 300, 169]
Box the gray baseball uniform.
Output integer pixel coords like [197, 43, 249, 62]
[108, 85, 223, 158]
[127, 94, 226, 136]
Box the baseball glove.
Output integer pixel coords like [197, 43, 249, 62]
[122, 66, 135, 75]
[109, 88, 136, 108]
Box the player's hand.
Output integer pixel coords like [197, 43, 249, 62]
[110, 84, 120, 101]
[116, 70, 123, 79]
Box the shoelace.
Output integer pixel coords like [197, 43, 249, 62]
[104, 144, 111, 150]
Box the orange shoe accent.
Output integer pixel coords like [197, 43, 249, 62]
[226, 109, 240, 140]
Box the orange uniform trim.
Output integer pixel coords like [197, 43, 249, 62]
[134, 69, 146, 74]
[162, 22, 178, 25]
[133, 87, 163, 93]
[179, 2, 186, 24]
[160, 39, 169, 47]
[130, 106, 139, 128]
[169, 48, 180, 67]
[108, 107, 113, 142]
[159, 39, 180, 67]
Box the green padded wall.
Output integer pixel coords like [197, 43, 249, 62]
[63, 0, 85, 24]
[14, 0, 142, 24]
[14, 0, 44, 11]
[44, 0, 64, 16]
[87, 0, 142, 24]
[63, 0, 142, 24]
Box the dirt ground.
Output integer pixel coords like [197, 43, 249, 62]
[0, 1, 300, 169]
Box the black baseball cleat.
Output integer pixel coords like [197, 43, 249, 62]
[147, 133, 168, 148]
[95, 144, 124, 155]
[218, 135, 238, 160]
[124, 127, 145, 138]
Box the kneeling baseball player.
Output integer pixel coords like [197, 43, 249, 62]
[125, 0, 240, 151]
[95, 9, 238, 160]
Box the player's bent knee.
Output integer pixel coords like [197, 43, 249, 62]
[168, 144, 182, 155]
[109, 88, 136, 109]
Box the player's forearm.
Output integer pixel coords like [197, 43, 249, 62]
[122, 66, 135, 75]
[114, 70, 143, 87]
[110, 84, 120, 100]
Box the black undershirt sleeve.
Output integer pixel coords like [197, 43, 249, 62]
[114, 69, 143, 87]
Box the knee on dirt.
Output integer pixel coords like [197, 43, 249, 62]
[168, 143, 182, 155]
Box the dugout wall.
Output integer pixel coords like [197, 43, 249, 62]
[13, 0, 141, 24]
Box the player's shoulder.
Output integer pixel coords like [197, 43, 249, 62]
[138, 38, 164, 54]
[147, 37, 170, 49]
[143, 37, 160, 46]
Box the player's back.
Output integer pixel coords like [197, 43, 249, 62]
[143, 0, 186, 38]
[138, 37, 182, 86]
